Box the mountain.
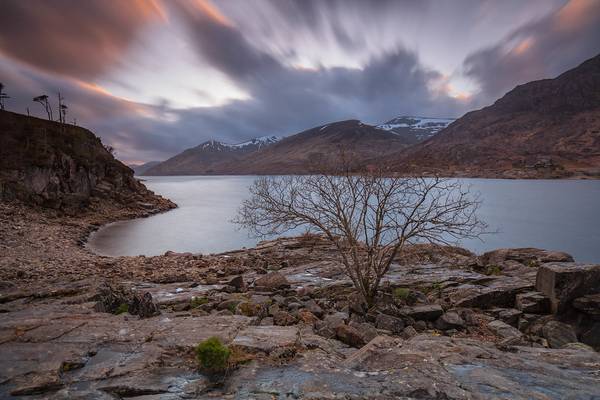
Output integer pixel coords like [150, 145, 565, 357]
[130, 161, 161, 175]
[386, 54, 600, 178]
[145, 136, 280, 175]
[218, 119, 413, 174]
[377, 116, 455, 143]
[146, 120, 412, 175]
[0, 110, 173, 211]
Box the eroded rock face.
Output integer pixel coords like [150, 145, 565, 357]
[536, 263, 600, 313]
[572, 293, 600, 315]
[0, 110, 174, 212]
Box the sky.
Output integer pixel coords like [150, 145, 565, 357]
[1, 0, 599, 164]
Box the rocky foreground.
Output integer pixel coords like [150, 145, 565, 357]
[1, 203, 600, 399]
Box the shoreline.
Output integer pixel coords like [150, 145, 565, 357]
[1, 200, 599, 398]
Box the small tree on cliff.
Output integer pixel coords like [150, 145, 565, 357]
[33, 95, 53, 120]
[0, 83, 9, 110]
[235, 164, 486, 307]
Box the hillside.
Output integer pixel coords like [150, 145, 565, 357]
[0, 110, 174, 211]
[386, 54, 600, 178]
[215, 119, 412, 174]
[377, 116, 455, 143]
[146, 120, 411, 175]
[145, 136, 279, 175]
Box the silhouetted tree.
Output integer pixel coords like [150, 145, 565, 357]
[0, 83, 9, 111]
[103, 144, 115, 155]
[236, 164, 486, 306]
[57, 92, 68, 123]
[33, 95, 53, 120]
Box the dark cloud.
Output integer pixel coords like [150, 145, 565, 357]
[464, 0, 600, 104]
[0, 0, 164, 80]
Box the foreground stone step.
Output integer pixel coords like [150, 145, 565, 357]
[488, 319, 523, 340]
[536, 263, 600, 314]
[231, 325, 299, 354]
[398, 304, 443, 321]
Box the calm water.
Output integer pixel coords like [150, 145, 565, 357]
[86, 176, 600, 262]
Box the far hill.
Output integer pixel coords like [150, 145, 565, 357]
[145, 136, 279, 175]
[385, 54, 600, 178]
[227, 120, 412, 174]
[145, 120, 412, 175]
[377, 116, 455, 143]
[130, 161, 161, 176]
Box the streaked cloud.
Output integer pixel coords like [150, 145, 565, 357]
[0, 0, 596, 163]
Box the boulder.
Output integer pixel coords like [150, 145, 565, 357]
[579, 322, 600, 350]
[335, 324, 366, 348]
[401, 326, 418, 339]
[435, 312, 465, 331]
[129, 292, 160, 318]
[349, 321, 378, 343]
[273, 311, 298, 326]
[227, 275, 245, 291]
[572, 294, 600, 315]
[515, 291, 551, 314]
[542, 320, 578, 349]
[488, 320, 523, 340]
[297, 310, 319, 325]
[535, 263, 600, 314]
[448, 279, 532, 309]
[375, 313, 405, 334]
[254, 272, 290, 291]
[304, 299, 324, 318]
[398, 304, 443, 321]
[494, 308, 522, 327]
[323, 312, 347, 330]
[217, 299, 240, 311]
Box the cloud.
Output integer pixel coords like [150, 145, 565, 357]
[0, 1, 472, 163]
[464, 0, 600, 104]
[0, 0, 165, 80]
[3, 0, 591, 164]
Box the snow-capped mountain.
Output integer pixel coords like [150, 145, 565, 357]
[144, 135, 280, 175]
[377, 116, 455, 142]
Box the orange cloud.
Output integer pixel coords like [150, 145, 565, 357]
[513, 37, 534, 55]
[0, 0, 167, 80]
[556, 0, 596, 31]
[192, 0, 233, 26]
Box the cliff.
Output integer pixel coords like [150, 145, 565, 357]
[0, 110, 174, 212]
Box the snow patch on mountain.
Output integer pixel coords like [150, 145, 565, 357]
[377, 116, 455, 141]
[200, 136, 280, 151]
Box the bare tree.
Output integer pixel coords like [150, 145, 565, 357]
[0, 83, 9, 110]
[235, 167, 486, 306]
[103, 144, 115, 155]
[57, 92, 67, 123]
[33, 95, 53, 120]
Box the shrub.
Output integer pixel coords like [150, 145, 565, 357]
[485, 265, 502, 276]
[196, 337, 231, 373]
[190, 296, 209, 308]
[227, 302, 238, 314]
[393, 288, 410, 301]
[115, 303, 129, 315]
